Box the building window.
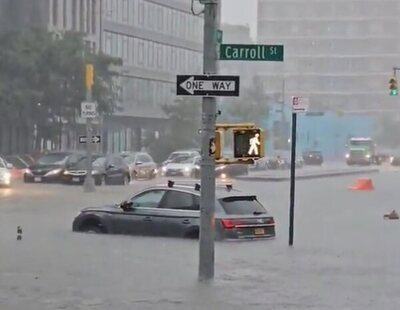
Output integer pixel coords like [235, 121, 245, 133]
[62, 0, 67, 29]
[138, 41, 144, 65]
[156, 45, 163, 69]
[157, 6, 163, 31]
[80, 0, 85, 31]
[53, 0, 58, 26]
[122, 0, 129, 23]
[138, 0, 144, 25]
[92, 0, 96, 34]
[72, 0, 77, 30]
[147, 41, 154, 68]
[86, 0, 91, 34]
[122, 37, 129, 64]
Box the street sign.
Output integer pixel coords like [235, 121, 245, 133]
[219, 44, 284, 61]
[292, 96, 309, 113]
[81, 101, 97, 118]
[79, 135, 101, 144]
[176, 75, 240, 97]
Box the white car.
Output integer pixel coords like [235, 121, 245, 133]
[0, 157, 13, 187]
[162, 150, 200, 166]
[161, 155, 200, 178]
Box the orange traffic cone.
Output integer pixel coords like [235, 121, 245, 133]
[348, 178, 374, 191]
[384, 210, 399, 220]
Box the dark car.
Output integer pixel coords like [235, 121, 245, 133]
[88, 154, 130, 185]
[24, 152, 73, 183]
[61, 154, 106, 185]
[390, 155, 400, 166]
[302, 150, 324, 166]
[72, 182, 276, 240]
[215, 163, 248, 178]
[120, 152, 158, 180]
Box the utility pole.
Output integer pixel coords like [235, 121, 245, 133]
[288, 111, 297, 246]
[198, 0, 220, 282]
[83, 64, 96, 192]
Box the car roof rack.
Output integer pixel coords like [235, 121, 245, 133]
[164, 180, 234, 192]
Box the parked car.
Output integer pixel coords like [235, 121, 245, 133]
[162, 150, 200, 167]
[61, 154, 106, 185]
[72, 182, 276, 240]
[120, 152, 157, 180]
[302, 150, 324, 166]
[24, 152, 73, 183]
[276, 156, 304, 169]
[4, 155, 30, 179]
[88, 154, 130, 185]
[390, 155, 400, 166]
[215, 163, 248, 178]
[0, 156, 12, 187]
[161, 155, 200, 178]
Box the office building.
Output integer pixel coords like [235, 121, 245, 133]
[257, 0, 400, 111]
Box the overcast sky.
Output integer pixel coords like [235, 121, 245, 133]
[221, 0, 257, 39]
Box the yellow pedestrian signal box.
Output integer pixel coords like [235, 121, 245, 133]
[389, 76, 398, 96]
[233, 128, 265, 159]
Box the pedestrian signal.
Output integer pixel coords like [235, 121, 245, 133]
[233, 128, 265, 159]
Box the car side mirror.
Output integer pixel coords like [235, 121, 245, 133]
[6, 163, 13, 169]
[120, 201, 134, 211]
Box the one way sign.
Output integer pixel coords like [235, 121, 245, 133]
[79, 135, 101, 144]
[176, 75, 240, 97]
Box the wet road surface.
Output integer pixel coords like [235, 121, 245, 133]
[1, 173, 400, 309]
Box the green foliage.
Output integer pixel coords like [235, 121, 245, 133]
[146, 97, 202, 162]
[0, 29, 121, 149]
[221, 76, 271, 126]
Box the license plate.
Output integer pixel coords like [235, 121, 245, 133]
[34, 177, 42, 182]
[254, 228, 265, 235]
[72, 177, 80, 182]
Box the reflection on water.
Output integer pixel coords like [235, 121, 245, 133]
[0, 188, 14, 199]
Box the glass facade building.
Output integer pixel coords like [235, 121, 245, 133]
[257, 0, 400, 110]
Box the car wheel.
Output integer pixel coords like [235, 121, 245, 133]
[95, 176, 104, 186]
[81, 225, 104, 234]
[122, 174, 130, 185]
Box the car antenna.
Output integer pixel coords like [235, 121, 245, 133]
[167, 180, 175, 188]
[194, 183, 201, 191]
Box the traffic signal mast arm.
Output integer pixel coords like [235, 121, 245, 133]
[216, 123, 256, 130]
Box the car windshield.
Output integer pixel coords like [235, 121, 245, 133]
[37, 154, 69, 165]
[122, 154, 136, 164]
[168, 152, 191, 161]
[219, 196, 267, 215]
[170, 155, 195, 164]
[92, 157, 106, 167]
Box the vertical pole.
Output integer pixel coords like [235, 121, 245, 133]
[83, 66, 95, 193]
[289, 112, 297, 246]
[199, 0, 220, 282]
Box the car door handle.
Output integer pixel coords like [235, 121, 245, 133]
[182, 219, 191, 225]
[143, 216, 152, 222]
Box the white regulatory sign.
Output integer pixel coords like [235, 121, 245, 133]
[292, 96, 309, 113]
[81, 101, 98, 118]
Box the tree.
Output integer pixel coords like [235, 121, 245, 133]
[221, 76, 272, 126]
[0, 29, 121, 152]
[146, 97, 202, 162]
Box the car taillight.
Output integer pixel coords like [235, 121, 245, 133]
[267, 217, 275, 225]
[221, 219, 235, 229]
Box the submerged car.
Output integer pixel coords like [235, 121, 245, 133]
[161, 155, 200, 178]
[120, 152, 158, 180]
[0, 157, 12, 187]
[302, 150, 323, 166]
[24, 152, 72, 183]
[72, 182, 276, 240]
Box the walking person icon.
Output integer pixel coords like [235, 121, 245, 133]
[248, 133, 260, 156]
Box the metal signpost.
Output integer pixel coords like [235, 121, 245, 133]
[83, 64, 96, 193]
[289, 96, 308, 246]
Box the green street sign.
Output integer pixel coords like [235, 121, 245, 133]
[219, 44, 284, 61]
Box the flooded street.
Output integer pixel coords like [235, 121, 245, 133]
[1, 173, 400, 309]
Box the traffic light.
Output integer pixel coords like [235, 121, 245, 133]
[85, 64, 94, 90]
[389, 76, 398, 96]
[233, 128, 265, 159]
